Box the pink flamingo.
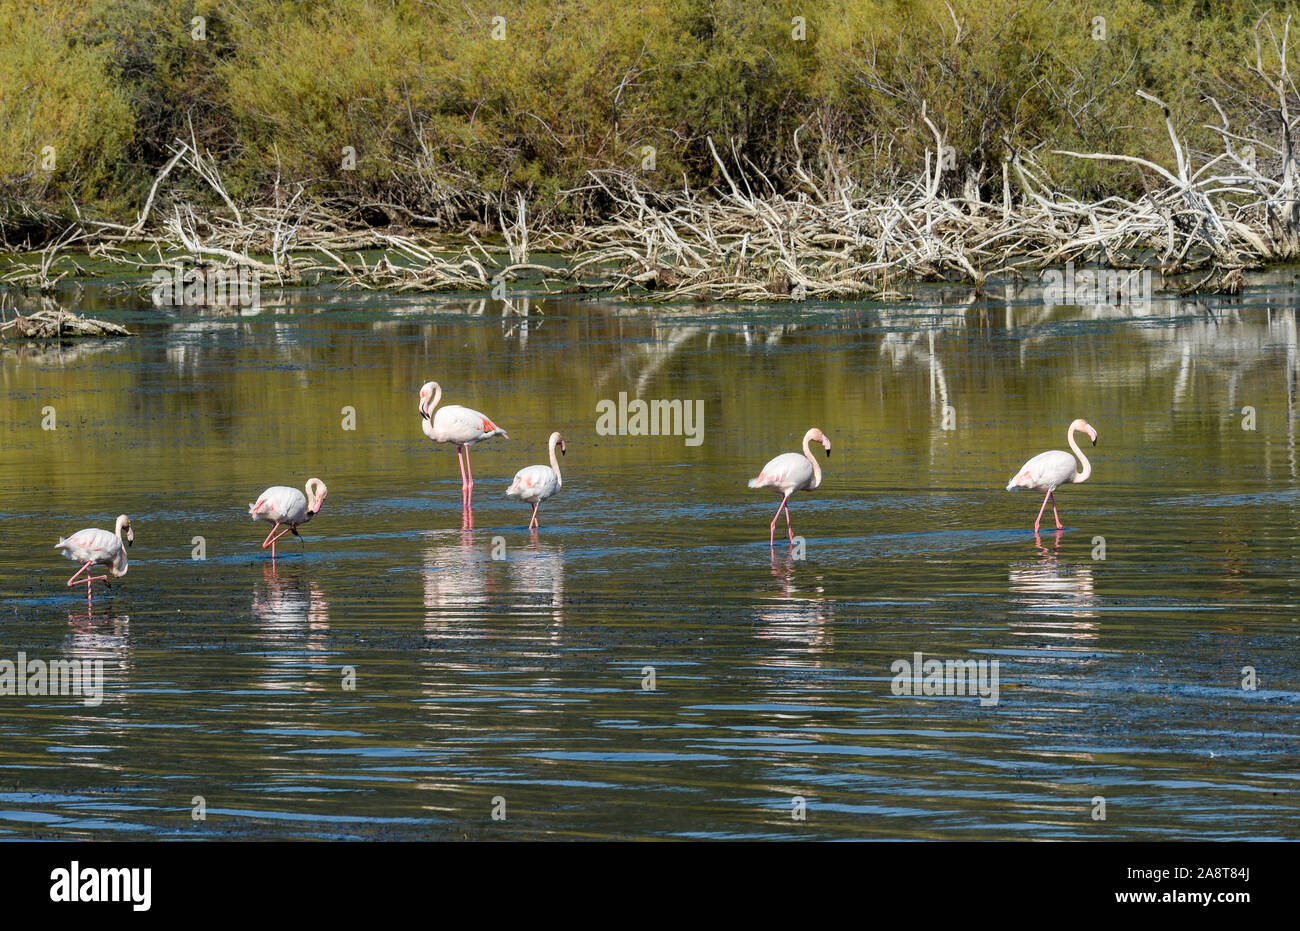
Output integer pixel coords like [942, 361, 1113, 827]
[418, 381, 508, 499]
[1006, 419, 1098, 533]
[56, 515, 133, 604]
[249, 478, 327, 559]
[748, 428, 831, 546]
[506, 431, 566, 529]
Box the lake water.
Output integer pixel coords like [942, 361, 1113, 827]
[1, 276, 1297, 839]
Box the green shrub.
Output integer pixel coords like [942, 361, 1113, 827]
[0, 2, 133, 227]
[6, 0, 1300, 235]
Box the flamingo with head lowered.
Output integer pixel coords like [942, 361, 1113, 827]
[1006, 419, 1098, 533]
[249, 478, 327, 559]
[507, 431, 566, 529]
[418, 381, 508, 500]
[748, 428, 831, 547]
[56, 514, 133, 604]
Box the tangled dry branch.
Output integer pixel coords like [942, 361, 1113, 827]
[9, 26, 1300, 304]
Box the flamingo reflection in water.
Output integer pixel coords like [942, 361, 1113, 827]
[757, 548, 834, 657]
[251, 562, 331, 691]
[64, 611, 132, 707]
[1007, 531, 1100, 642]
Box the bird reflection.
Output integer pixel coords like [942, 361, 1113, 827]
[510, 535, 566, 630]
[422, 528, 493, 630]
[421, 528, 566, 632]
[64, 611, 132, 702]
[251, 562, 330, 691]
[1007, 531, 1099, 633]
[252, 561, 330, 631]
[756, 549, 834, 657]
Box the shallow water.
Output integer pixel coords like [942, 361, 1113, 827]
[1, 278, 1298, 839]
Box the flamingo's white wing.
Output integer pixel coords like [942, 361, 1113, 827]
[1007, 450, 1077, 491]
[56, 527, 119, 562]
[250, 485, 308, 523]
[507, 464, 559, 502]
[749, 452, 814, 493]
[57, 527, 127, 575]
[433, 405, 506, 445]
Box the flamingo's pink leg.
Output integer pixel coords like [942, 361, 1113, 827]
[262, 522, 294, 559]
[268, 526, 295, 545]
[530, 502, 540, 529]
[769, 494, 791, 547]
[67, 562, 109, 602]
[464, 445, 475, 489]
[781, 499, 795, 543]
[456, 445, 468, 489]
[1049, 491, 1063, 530]
[1033, 490, 1052, 533]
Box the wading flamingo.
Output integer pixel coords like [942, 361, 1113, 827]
[56, 514, 132, 604]
[506, 431, 566, 529]
[418, 381, 508, 499]
[1006, 419, 1098, 533]
[748, 428, 832, 547]
[249, 478, 327, 559]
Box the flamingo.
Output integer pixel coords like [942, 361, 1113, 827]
[1006, 419, 1098, 533]
[506, 431, 566, 529]
[56, 514, 133, 604]
[748, 428, 832, 547]
[249, 478, 327, 559]
[418, 381, 508, 499]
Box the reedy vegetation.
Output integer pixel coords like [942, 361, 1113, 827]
[3, 0, 1300, 297]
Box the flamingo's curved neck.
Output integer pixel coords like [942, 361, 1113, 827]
[115, 517, 127, 542]
[549, 436, 563, 488]
[803, 433, 822, 490]
[421, 385, 444, 442]
[1068, 425, 1092, 484]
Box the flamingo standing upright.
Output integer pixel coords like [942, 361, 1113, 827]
[56, 514, 133, 604]
[748, 428, 832, 547]
[249, 478, 327, 559]
[418, 381, 508, 502]
[506, 431, 566, 529]
[1006, 419, 1098, 533]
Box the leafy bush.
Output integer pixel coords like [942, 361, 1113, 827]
[4, 0, 1300, 235]
[0, 2, 133, 233]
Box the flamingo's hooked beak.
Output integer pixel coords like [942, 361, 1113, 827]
[125, 527, 134, 547]
[419, 400, 430, 421]
[1086, 424, 1098, 446]
[560, 441, 566, 456]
